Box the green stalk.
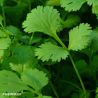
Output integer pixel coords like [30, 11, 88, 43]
[28, 0, 31, 11]
[53, 34, 87, 98]
[60, 80, 81, 90]
[1, 4, 6, 27]
[29, 33, 34, 45]
[53, 34, 67, 50]
[50, 81, 59, 98]
[69, 54, 87, 98]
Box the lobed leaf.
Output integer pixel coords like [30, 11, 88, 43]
[23, 6, 62, 37]
[35, 42, 69, 62]
[60, 0, 86, 12]
[0, 70, 28, 93]
[68, 23, 92, 51]
[21, 68, 48, 91]
[87, 0, 98, 5]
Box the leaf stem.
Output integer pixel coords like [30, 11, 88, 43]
[49, 81, 59, 98]
[1, 4, 6, 27]
[69, 54, 87, 98]
[28, 0, 31, 11]
[29, 33, 34, 45]
[53, 34, 87, 98]
[53, 34, 68, 50]
[60, 80, 81, 90]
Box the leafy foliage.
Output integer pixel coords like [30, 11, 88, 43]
[46, 0, 60, 6]
[0, 0, 98, 98]
[87, 0, 98, 5]
[21, 68, 48, 91]
[0, 70, 28, 93]
[23, 6, 62, 37]
[60, 0, 86, 11]
[68, 23, 92, 51]
[35, 42, 69, 62]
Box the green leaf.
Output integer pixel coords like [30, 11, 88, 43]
[0, 29, 8, 37]
[37, 95, 52, 98]
[39, 96, 52, 98]
[63, 15, 80, 28]
[68, 23, 92, 51]
[0, 70, 28, 93]
[87, 0, 98, 5]
[90, 28, 98, 52]
[0, 15, 3, 26]
[75, 60, 88, 74]
[23, 6, 62, 37]
[35, 42, 69, 62]
[90, 55, 98, 73]
[0, 38, 11, 49]
[96, 87, 98, 98]
[21, 69, 48, 91]
[0, 93, 17, 98]
[9, 45, 38, 73]
[86, 0, 98, 16]
[18, 92, 35, 98]
[0, 38, 11, 59]
[60, 0, 86, 11]
[0, 0, 4, 6]
[10, 45, 35, 64]
[92, 5, 98, 16]
[42, 96, 52, 98]
[46, 0, 60, 6]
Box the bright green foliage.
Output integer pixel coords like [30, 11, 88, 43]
[0, 38, 11, 49]
[0, 0, 98, 98]
[23, 6, 62, 37]
[0, 70, 28, 93]
[92, 5, 98, 16]
[0, 38, 10, 59]
[21, 68, 48, 91]
[87, 0, 98, 16]
[86, 0, 98, 5]
[0, 94, 17, 98]
[68, 23, 92, 51]
[35, 42, 69, 62]
[96, 88, 98, 98]
[90, 28, 98, 52]
[0, 15, 3, 26]
[0, 0, 4, 6]
[0, 29, 11, 59]
[60, 0, 86, 11]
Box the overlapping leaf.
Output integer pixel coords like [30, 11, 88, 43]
[0, 38, 11, 49]
[10, 45, 34, 64]
[0, 70, 28, 93]
[23, 6, 62, 37]
[76, 60, 88, 74]
[46, 0, 60, 6]
[60, 0, 86, 11]
[87, 0, 98, 5]
[68, 23, 92, 51]
[35, 42, 69, 62]
[21, 69, 48, 91]
[86, 0, 98, 16]
[91, 28, 98, 52]
[63, 15, 80, 28]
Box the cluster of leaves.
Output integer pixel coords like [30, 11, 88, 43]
[0, 0, 98, 98]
